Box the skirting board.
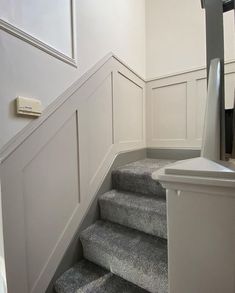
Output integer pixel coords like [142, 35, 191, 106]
[147, 148, 201, 160]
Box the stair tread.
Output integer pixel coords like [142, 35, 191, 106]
[100, 190, 166, 214]
[112, 159, 175, 196]
[114, 159, 175, 176]
[80, 221, 168, 293]
[99, 190, 167, 238]
[55, 259, 148, 293]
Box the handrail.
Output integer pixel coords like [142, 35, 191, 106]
[222, 0, 235, 12]
[201, 0, 234, 12]
[201, 59, 222, 161]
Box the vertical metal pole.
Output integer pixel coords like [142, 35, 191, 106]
[204, 0, 226, 160]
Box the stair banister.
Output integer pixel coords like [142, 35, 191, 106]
[201, 0, 226, 161]
[201, 59, 221, 161]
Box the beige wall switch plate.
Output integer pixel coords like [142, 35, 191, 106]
[16, 96, 42, 117]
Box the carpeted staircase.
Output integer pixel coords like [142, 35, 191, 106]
[54, 159, 174, 293]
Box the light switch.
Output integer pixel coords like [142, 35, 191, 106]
[16, 96, 42, 117]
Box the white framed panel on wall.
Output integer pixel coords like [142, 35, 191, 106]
[113, 64, 146, 151]
[147, 60, 235, 149]
[151, 82, 188, 142]
[0, 0, 77, 66]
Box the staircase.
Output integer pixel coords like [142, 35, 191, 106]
[54, 159, 174, 293]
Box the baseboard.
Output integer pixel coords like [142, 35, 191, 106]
[147, 148, 201, 160]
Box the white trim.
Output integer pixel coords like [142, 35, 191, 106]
[112, 55, 145, 82]
[70, 0, 78, 64]
[146, 59, 235, 82]
[0, 0, 77, 67]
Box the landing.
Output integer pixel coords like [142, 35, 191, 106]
[112, 159, 175, 197]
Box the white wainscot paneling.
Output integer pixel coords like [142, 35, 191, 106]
[195, 78, 207, 140]
[147, 61, 235, 149]
[22, 112, 79, 291]
[115, 72, 144, 146]
[152, 82, 187, 141]
[0, 55, 146, 293]
[79, 73, 114, 188]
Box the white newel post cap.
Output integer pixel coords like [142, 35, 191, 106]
[152, 157, 235, 197]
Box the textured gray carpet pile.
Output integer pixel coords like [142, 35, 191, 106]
[55, 159, 172, 293]
[112, 159, 174, 197]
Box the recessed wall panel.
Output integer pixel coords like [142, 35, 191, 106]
[116, 73, 144, 143]
[22, 113, 79, 290]
[79, 74, 113, 183]
[0, 0, 74, 56]
[152, 82, 187, 140]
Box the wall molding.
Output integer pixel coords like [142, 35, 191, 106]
[0, 0, 77, 67]
[146, 59, 235, 82]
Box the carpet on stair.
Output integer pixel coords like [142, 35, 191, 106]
[112, 159, 175, 196]
[99, 190, 167, 239]
[80, 220, 168, 293]
[54, 259, 149, 293]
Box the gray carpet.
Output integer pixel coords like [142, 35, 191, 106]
[81, 221, 168, 293]
[55, 260, 148, 293]
[112, 159, 175, 197]
[99, 190, 167, 239]
[54, 159, 172, 293]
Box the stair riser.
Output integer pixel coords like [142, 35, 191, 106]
[99, 200, 167, 239]
[81, 239, 167, 293]
[112, 172, 166, 197]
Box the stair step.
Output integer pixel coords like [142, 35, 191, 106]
[99, 190, 167, 239]
[54, 259, 148, 293]
[80, 221, 168, 293]
[112, 159, 175, 196]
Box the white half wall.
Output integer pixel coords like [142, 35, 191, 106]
[146, 0, 235, 79]
[0, 0, 146, 150]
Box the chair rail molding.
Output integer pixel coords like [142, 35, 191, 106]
[0, 0, 77, 67]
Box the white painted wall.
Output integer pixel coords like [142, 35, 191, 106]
[0, 0, 146, 150]
[146, 0, 235, 79]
